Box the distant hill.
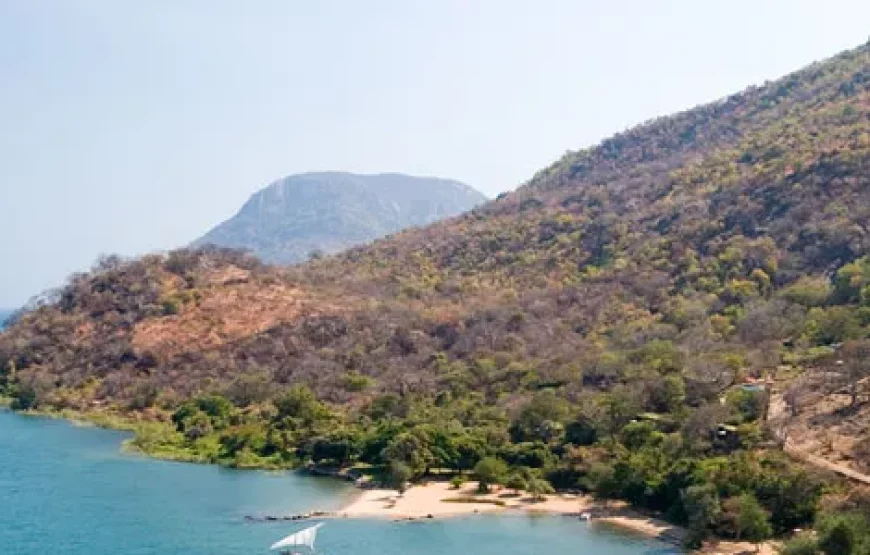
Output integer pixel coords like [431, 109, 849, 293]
[193, 172, 486, 264]
[0, 310, 11, 331]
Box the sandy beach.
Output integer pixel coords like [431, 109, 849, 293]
[337, 481, 685, 544]
[336, 481, 783, 553]
[339, 481, 591, 518]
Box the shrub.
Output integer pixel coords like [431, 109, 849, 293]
[780, 276, 832, 307]
[474, 457, 508, 492]
[386, 461, 413, 493]
[161, 297, 181, 316]
[815, 512, 870, 555]
[780, 534, 818, 555]
[340, 371, 373, 392]
[505, 474, 528, 493]
[527, 477, 554, 501]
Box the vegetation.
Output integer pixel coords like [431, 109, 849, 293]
[474, 457, 508, 493]
[779, 511, 870, 555]
[449, 475, 466, 489]
[6, 40, 870, 547]
[442, 497, 507, 507]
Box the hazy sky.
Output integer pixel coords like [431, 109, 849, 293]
[2, 1, 870, 307]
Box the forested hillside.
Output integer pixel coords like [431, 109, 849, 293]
[6, 41, 870, 550]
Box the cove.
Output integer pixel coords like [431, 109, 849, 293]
[0, 410, 680, 554]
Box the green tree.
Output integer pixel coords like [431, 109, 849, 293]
[804, 306, 862, 345]
[182, 410, 214, 441]
[756, 465, 822, 534]
[630, 339, 684, 374]
[647, 374, 686, 413]
[509, 391, 569, 443]
[381, 431, 433, 479]
[819, 521, 859, 555]
[833, 257, 870, 304]
[474, 457, 508, 493]
[620, 421, 659, 450]
[171, 394, 237, 437]
[681, 484, 721, 548]
[564, 415, 599, 446]
[219, 423, 268, 458]
[312, 431, 360, 466]
[527, 477, 554, 501]
[601, 386, 643, 436]
[780, 534, 819, 555]
[195, 394, 234, 427]
[780, 275, 831, 307]
[452, 434, 488, 471]
[736, 494, 772, 551]
[340, 371, 373, 392]
[10, 382, 38, 410]
[171, 401, 200, 430]
[505, 473, 528, 495]
[365, 393, 406, 421]
[727, 389, 766, 422]
[816, 512, 870, 555]
[681, 402, 731, 453]
[501, 441, 555, 469]
[273, 385, 331, 426]
[588, 462, 619, 501]
[359, 420, 404, 463]
[386, 461, 413, 493]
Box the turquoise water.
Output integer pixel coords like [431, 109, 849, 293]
[740, 384, 766, 392]
[0, 411, 679, 554]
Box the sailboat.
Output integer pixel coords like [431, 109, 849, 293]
[269, 522, 324, 554]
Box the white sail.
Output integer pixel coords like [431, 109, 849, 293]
[270, 522, 324, 551]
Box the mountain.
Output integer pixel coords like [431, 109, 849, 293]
[6, 41, 870, 547]
[0, 309, 12, 331]
[193, 172, 487, 264]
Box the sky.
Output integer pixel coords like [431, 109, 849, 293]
[2, 1, 870, 307]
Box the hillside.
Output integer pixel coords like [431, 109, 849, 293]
[6, 41, 870, 548]
[193, 172, 486, 264]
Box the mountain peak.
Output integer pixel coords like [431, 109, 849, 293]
[194, 172, 486, 264]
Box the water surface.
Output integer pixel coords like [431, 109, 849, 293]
[0, 411, 679, 554]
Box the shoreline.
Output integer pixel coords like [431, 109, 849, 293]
[334, 481, 686, 545]
[3, 409, 776, 553]
[333, 482, 778, 553]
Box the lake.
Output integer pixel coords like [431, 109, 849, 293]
[0, 410, 680, 554]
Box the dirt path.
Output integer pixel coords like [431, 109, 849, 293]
[783, 439, 870, 485]
[768, 392, 870, 485]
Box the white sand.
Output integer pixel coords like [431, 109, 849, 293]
[337, 481, 679, 540]
[336, 480, 784, 552]
[340, 482, 509, 518]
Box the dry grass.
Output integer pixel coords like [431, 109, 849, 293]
[442, 497, 507, 506]
[132, 278, 344, 357]
[770, 385, 870, 474]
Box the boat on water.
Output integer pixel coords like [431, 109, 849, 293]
[269, 522, 324, 554]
